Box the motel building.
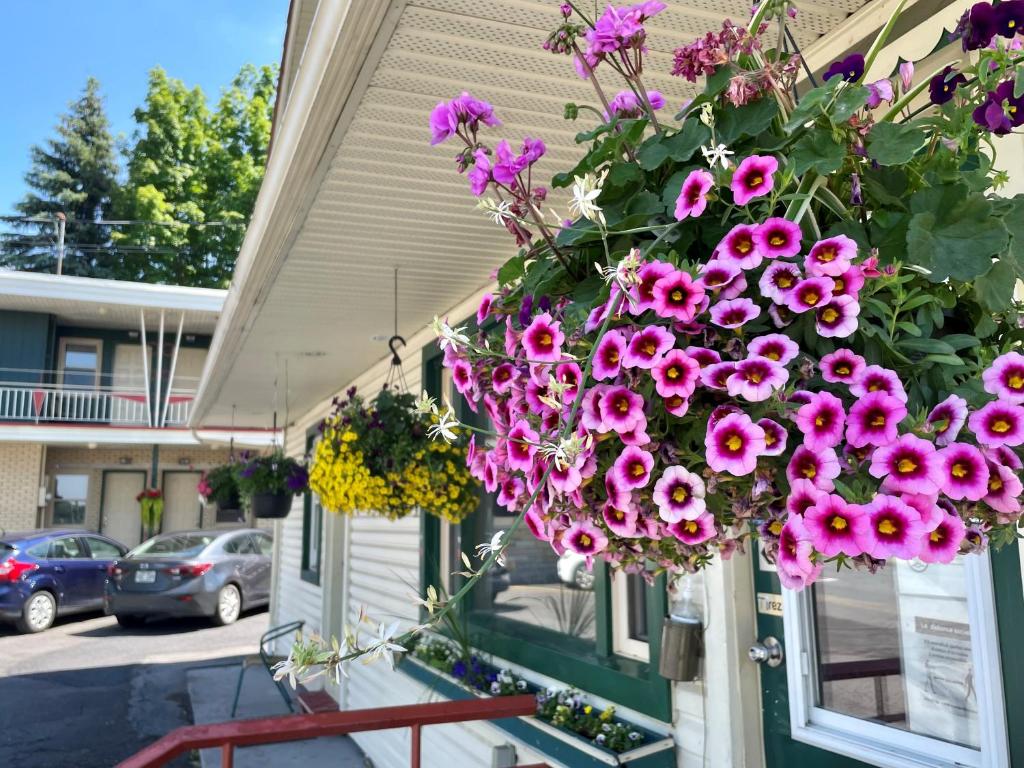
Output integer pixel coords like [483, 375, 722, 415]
[0, 270, 276, 546]
[181, 0, 1024, 767]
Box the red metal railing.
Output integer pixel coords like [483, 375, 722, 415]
[117, 694, 539, 768]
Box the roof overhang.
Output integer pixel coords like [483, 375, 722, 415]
[0, 423, 280, 447]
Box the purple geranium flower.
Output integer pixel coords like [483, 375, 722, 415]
[973, 80, 1024, 135]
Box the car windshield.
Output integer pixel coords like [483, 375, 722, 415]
[131, 534, 215, 558]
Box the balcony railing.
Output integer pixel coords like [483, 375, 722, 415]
[0, 381, 194, 428]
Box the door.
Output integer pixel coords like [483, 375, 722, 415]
[101, 471, 146, 547]
[40, 535, 95, 609]
[250, 532, 273, 603]
[222, 533, 264, 605]
[753, 548, 1016, 768]
[161, 471, 203, 533]
[80, 535, 126, 608]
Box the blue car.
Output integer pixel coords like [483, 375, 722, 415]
[0, 529, 128, 633]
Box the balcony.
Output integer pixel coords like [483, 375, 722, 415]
[0, 371, 195, 428]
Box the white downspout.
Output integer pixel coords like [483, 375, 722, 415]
[140, 311, 153, 428]
[160, 314, 185, 427]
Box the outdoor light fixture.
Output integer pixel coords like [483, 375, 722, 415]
[128, 330, 139, 339]
[118, 456, 133, 465]
[659, 576, 703, 681]
[178, 457, 192, 466]
[185, 334, 196, 342]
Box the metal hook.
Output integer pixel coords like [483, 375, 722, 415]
[388, 335, 406, 366]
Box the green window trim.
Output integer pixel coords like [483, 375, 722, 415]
[421, 343, 673, 722]
[301, 430, 322, 585]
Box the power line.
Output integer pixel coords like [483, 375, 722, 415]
[0, 215, 246, 228]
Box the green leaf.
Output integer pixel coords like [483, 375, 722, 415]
[907, 194, 1009, 281]
[974, 260, 1017, 312]
[832, 85, 870, 123]
[922, 354, 967, 367]
[715, 98, 779, 145]
[704, 64, 734, 98]
[940, 334, 981, 351]
[899, 337, 954, 354]
[496, 254, 526, 286]
[866, 122, 928, 166]
[665, 121, 711, 162]
[784, 85, 832, 132]
[789, 131, 846, 176]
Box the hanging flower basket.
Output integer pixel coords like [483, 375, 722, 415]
[422, 1, 1024, 590]
[309, 386, 479, 522]
[198, 464, 244, 522]
[136, 488, 163, 539]
[237, 451, 307, 519]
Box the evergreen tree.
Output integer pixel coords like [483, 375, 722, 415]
[1, 78, 120, 277]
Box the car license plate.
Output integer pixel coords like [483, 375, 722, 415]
[135, 570, 156, 584]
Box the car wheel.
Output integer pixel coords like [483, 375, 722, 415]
[17, 591, 56, 633]
[213, 584, 241, 626]
[115, 614, 146, 628]
[574, 566, 595, 590]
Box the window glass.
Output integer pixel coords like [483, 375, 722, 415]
[308, 496, 322, 573]
[53, 474, 89, 525]
[26, 542, 49, 558]
[625, 573, 649, 643]
[49, 536, 85, 559]
[62, 341, 99, 388]
[224, 535, 257, 555]
[254, 533, 273, 556]
[85, 538, 121, 559]
[132, 534, 214, 558]
[812, 558, 978, 749]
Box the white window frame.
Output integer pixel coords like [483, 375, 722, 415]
[781, 555, 1009, 768]
[50, 472, 90, 528]
[58, 337, 103, 389]
[611, 570, 650, 662]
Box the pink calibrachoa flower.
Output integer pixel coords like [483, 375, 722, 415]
[854, 494, 925, 559]
[522, 312, 564, 362]
[829, 265, 865, 298]
[705, 412, 766, 476]
[603, 500, 640, 537]
[652, 270, 706, 322]
[598, 386, 646, 434]
[748, 333, 799, 364]
[983, 351, 1024, 403]
[613, 446, 655, 490]
[731, 155, 778, 205]
[850, 365, 907, 402]
[717, 223, 763, 269]
[917, 513, 967, 563]
[593, 330, 626, 381]
[563, 519, 609, 557]
[663, 393, 690, 417]
[624, 325, 675, 369]
[549, 457, 583, 494]
[986, 445, 1023, 471]
[984, 462, 1023, 515]
[816, 295, 860, 338]
[652, 466, 707, 522]
[506, 420, 539, 472]
[869, 434, 941, 495]
[777, 515, 822, 590]
[754, 217, 803, 259]
[758, 418, 788, 456]
[652, 349, 700, 398]
[491, 362, 517, 394]
[900, 492, 944, 531]
[497, 476, 525, 511]
[477, 294, 493, 324]
[820, 349, 866, 384]
[667, 512, 717, 545]
[969, 400, 1024, 447]
[684, 346, 721, 368]
[580, 386, 609, 432]
[710, 297, 760, 329]
[796, 392, 847, 451]
[805, 494, 864, 557]
[697, 260, 744, 298]
[805, 235, 857, 277]
[555, 362, 582, 403]
[727, 357, 788, 402]
[634, 261, 674, 313]
[700, 361, 735, 390]
[785, 277, 834, 313]
[936, 443, 990, 501]
[787, 478, 826, 516]
[846, 391, 907, 448]
[787, 446, 841, 490]
[759, 261, 802, 303]
[451, 358, 475, 397]
[674, 169, 714, 219]
[927, 394, 968, 445]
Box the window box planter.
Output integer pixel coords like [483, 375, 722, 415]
[402, 654, 675, 767]
[250, 491, 293, 519]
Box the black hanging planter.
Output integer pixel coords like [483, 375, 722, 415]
[251, 491, 293, 519]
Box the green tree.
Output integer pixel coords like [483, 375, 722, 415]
[113, 64, 277, 287]
[1, 77, 120, 276]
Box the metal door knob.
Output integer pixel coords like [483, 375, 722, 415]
[748, 636, 783, 667]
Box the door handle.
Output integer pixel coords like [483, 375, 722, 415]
[748, 636, 784, 667]
[54, 565, 66, 573]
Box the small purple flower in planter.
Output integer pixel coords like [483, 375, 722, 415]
[994, 0, 1024, 37]
[929, 66, 967, 105]
[958, 2, 997, 50]
[823, 53, 864, 82]
[972, 80, 1024, 134]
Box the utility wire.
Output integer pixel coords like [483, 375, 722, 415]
[0, 215, 246, 227]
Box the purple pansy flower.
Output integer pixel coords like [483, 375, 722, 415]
[824, 53, 865, 82]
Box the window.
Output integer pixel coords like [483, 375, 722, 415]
[48, 536, 85, 559]
[302, 433, 323, 585]
[612, 571, 650, 661]
[224, 535, 259, 555]
[132, 534, 214, 557]
[59, 339, 101, 389]
[84, 537, 122, 559]
[253, 533, 273, 556]
[52, 474, 89, 526]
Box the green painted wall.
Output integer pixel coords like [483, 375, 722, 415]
[0, 310, 54, 383]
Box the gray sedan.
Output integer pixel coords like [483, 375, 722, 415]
[104, 529, 273, 627]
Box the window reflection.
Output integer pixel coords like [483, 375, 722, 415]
[812, 558, 978, 749]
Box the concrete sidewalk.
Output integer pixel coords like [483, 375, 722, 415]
[186, 664, 367, 767]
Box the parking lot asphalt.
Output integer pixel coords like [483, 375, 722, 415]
[0, 608, 269, 767]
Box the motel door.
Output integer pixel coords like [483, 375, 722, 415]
[161, 471, 203, 533]
[752, 549, 1021, 768]
[101, 470, 147, 547]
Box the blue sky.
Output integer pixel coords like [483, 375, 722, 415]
[0, 1, 288, 215]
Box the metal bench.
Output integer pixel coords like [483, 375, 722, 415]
[230, 620, 304, 717]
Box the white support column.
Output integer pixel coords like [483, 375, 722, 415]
[160, 314, 185, 428]
[153, 310, 165, 430]
[139, 311, 153, 428]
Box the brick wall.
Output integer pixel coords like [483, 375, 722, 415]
[0, 443, 45, 532]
